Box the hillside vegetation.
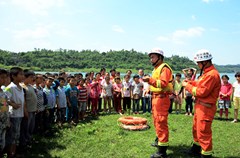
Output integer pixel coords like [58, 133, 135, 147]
[0, 49, 239, 73]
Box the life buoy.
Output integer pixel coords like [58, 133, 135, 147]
[120, 124, 149, 131]
[118, 116, 147, 125]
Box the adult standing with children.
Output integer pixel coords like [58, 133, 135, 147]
[143, 48, 173, 158]
[182, 49, 221, 158]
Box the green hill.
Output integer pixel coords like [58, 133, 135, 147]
[0, 48, 239, 73]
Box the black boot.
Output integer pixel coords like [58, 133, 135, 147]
[151, 137, 158, 147]
[150, 146, 167, 158]
[201, 154, 212, 158]
[186, 144, 201, 156]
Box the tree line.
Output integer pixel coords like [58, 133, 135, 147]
[0, 48, 238, 73]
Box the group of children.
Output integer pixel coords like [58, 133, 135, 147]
[0, 67, 153, 157]
[0, 66, 240, 157]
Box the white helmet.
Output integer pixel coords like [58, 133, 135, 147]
[148, 48, 164, 56]
[194, 49, 213, 62]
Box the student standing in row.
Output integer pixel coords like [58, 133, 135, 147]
[0, 69, 10, 157]
[232, 72, 240, 123]
[5, 67, 25, 157]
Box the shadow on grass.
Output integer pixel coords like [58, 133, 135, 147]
[24, 127, 65, 158]
[167, 145, 239, 158]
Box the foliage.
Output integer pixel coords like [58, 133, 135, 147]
[0, 49, 197, 73]
[0, 48, 238, 73]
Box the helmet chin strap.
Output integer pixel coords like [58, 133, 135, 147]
[152, 56, 161, 66]
[199, 61, 207, 76]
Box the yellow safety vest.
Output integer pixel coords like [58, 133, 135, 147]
[150, 63, 173, 93]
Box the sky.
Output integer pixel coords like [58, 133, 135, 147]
[0, 0, 240, 65]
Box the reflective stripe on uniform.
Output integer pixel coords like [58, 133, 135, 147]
[192, 87, 197, 96]
[158, 141, 169, 146]
[201, 150, 213, 155]
[156, 80, 161, 88]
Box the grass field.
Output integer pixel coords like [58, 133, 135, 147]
[25, 108, 240, 158]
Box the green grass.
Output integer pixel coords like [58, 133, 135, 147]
[25, 109, 240, 158]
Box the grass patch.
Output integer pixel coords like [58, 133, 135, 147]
[26, 109, 240, 158]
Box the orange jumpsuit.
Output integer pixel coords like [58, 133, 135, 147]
[149, 63, 172, 146]
[185, 65, 221, 155]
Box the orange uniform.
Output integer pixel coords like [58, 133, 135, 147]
[149, 63, 172, 146]
[185, 65, 221, 155]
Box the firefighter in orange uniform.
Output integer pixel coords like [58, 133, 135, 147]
[143, 48, 173, 158]
[182, 49, 221, 158]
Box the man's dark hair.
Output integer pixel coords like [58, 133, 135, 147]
[10, 67, 23, 82]
[126, 70, 132, 73]
[0, 69, 9, 76]
[95, 72, 101, 76]
[235, 72, 240, 77]
[110, 69, 116, 73]
[133, 74, 139, 79]
[24, 69, 35, 78]
[221, 75, 229, 80]
[175, 73, 182, 77]
[58, 77, 65, 82]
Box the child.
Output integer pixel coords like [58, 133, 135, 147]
[77, 78, 88, 120]
[182, 68, 197, 81]
[0, 69, 10, 157]
[232, 72, 240, 123]
[183, 74, 193, 116]
[131, 75, 143, 114]
[65, 76, 79, 124]
[56, 77, 67, 126]
[5, 67, 25, 157]
[89, 78, 99, 116]
[219, 75, 232, 120]
[20, 70, 37, 147]
[34, 74, 47, 134]
[110, 69, 116, 83]
[113, 77, 122, 114]
[174, 73, 183, 114]
[122, 75, 132, 114]
[168, 75, 175, 114]
[96, 73, 102, 113]
[43, 77, 56, 130]
[142, 74, 151, 113]
[102, 76, 113, 113]
[85, 78, 91, 112]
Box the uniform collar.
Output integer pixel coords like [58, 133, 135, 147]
[204, 64, 215, 73]
[154, 62, 164, 69]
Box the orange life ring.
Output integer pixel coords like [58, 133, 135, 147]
[120, 124, 149, 131]
[118, 116, 147, 125]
